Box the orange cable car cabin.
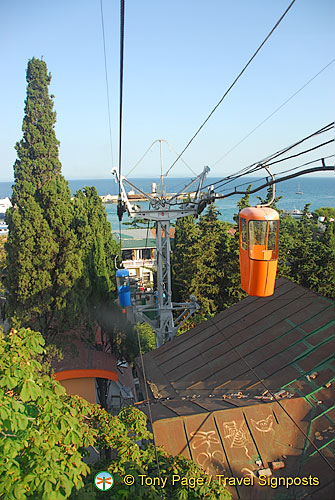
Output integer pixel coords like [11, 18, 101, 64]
[239, 207, 279, 297]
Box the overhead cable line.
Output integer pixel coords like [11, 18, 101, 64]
[118, 0, 125, 183]
[110, 5, 164, 489]
[214, 162, 334, 199]
[213, 154, 334, 196]
[267, 154, 334, 177]
[213, 59, 334, 166]
[118, 0, 125, 245]
[262, 139, 333, 168]
[164, 0, 297, 176]
[100, 0, 114, 166]
[207, 318, 335, 471]
[219, 122, 333, 184]
[116, 6, 164, 488]
[206, 122, 334, 192]
[214, 137, 334, 192]
[256, 122, 333, 166]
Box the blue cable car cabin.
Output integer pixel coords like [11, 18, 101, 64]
[116, 269, 131, 307]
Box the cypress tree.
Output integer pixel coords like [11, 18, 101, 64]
[189, 204, 225, 319]
[72, 186, 119, 309]
[216, 221, 246, 310]
[5, 58, 82, 339]
[172, 215, 200, 303]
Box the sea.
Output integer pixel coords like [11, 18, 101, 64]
[1, 176, 334, 229]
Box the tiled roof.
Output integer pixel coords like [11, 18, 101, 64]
[135, 278, 335, 500]
[122, 238, 156, 249]
[137, 394, 334, 500]
[136, 278, 334, 398]
[53, 338, 117, 374]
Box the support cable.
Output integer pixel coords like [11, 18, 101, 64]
[213, 60, 334, 167]
[214, 146, 334, 195]
[118, 0, 125, 247]
[212, 155, 334, 197]
[215, 163, 334, 199]
[137, 329, 165, 499]
[99, 0, 114, 167]
[206, 122, 334, 192]
[165, 0, 297, 176]
[216, 122, 333, 189]
[207, 318, 335, 471]
[116, 5, 165, 488]
[262, 140, 333, 168]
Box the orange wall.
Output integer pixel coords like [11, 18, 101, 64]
[60, 377, 96, 404]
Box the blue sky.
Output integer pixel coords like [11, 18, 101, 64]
[0, 0, 334, 181]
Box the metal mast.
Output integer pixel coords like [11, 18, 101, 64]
[112, 166, 214, 347]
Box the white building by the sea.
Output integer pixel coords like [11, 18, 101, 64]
[0, 197, 11, 217]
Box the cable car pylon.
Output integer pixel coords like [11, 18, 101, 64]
[112, 165, 214, 347]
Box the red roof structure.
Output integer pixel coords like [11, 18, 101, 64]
[135, 278, 335, 499]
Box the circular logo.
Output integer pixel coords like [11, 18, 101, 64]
[94, 471, 114, 491]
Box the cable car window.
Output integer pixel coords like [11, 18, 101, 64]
[267, 220, 279, 257]
[240, 217, 247, 250]
[249, 220, 267, 244]
[249, 220, 278, 260]
[249, 220, 267, 260]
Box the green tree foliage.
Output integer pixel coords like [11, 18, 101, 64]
[256, 184, 282, 210]
[233, 184, 252, 223]
[216, 222, 246, 310]
[69, 406, 231, 500]
[0, 236, 7, 322]
[1, 327, 230, 500]
[173, 205, 245, 325]
[280, 205, 335, 297]
[72, 186, 119, 309]
[5, 58, 82, 339]
[0, 236, 6, 295]
[318, 219, 335, 297]
[172, 215, 200, 303]
[189, 204, 225, 320]
[313, 207, 335, 219]
[277, 216, 298, 279]
[136, 321, 156, 354]
[0, 327, 96, 499]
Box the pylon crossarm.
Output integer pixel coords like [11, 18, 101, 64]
[167, 165, 210, 204]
